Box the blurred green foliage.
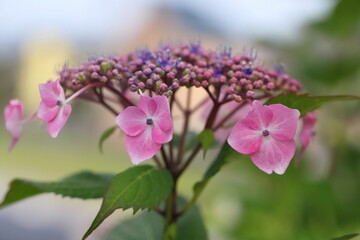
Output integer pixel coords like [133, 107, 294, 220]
[209, 0, 360, 239]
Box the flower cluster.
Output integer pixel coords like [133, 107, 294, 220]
[57, 42, 302, 102]
[3, 42, 315, 175]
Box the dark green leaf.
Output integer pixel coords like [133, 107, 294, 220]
[198, 129, 215, 159]
[265, 93, 360, 116]
[330, 233, 359, 240]
[176, 197, 208, 240]
[0, 171, 113, 208]
[83, 165, 173, 240]
[193, 142, 236, 200]
[104, 197, 208, 240]
[99, 126, 117, 153]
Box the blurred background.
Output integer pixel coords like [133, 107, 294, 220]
[0, 0, 359, 239]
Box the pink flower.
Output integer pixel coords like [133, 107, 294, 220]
[116, 95, 173, 164]
[227, 100, 300, 174]
[37, 80, 72, 138]
[4, 99, 24, 151]
[298, 111, 316, 159]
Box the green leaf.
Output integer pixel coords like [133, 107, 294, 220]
[99, 126, 117, 153]
[0, 171, 113, 208]
[330, 233, 359, 240]
[83, 165, 173, 240]
[193, 142, 236, 200]
[176, 197, 208, 240]
[198, 129, 215, 159]
[104, 197, 208, 240]
[104, 211, 163, 240]
[265, 93, 360, 116]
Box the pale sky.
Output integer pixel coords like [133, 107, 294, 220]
[0, 0, 334, 47]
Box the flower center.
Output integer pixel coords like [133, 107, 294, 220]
[56, 100, 63, 106]
[262, 129, 270, 137]
[146, 118, 153, 125]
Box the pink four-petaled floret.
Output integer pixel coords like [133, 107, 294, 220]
[116, 95, 174, 165]
[37, 80, 72, 138]
[227, 100, 300, 174]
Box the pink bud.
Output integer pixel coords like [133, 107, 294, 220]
[4, 99, 24, 151]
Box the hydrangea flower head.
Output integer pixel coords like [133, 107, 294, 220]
[37, 80, 72, 138]
[228, 100, 300, 174]
[4, 99, 24, 151]
[116, 95, 173, 164]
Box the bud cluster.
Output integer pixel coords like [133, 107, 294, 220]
[57, 43, 302, 102]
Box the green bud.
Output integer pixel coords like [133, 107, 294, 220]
[101, 62, 112, 73]
[182, 68, 191, 76]
[75, 73, 86, 82]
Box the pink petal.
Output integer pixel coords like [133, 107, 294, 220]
[267, 104, 300, 140]
[39, 80, 64, 107]
[138, 96, 158, 116]
[4, 100, 23, 139]
[4, 99, 23, 121]
[125, 128, 162, 165]
[37, 101, 60, 122]
[299, 112, 316, 148]
[47, 104, 72, 138]
[243, 100, 273, 130]
[297, 112, 317, 161]
[115, 106, 147, 137]
[250, 138, 296, 174]
[152, 96, 172, 131]
[152, 125, 173, 144]
[227, 120, 262, 154]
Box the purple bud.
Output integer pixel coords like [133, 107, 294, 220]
[100, 76, 108, 83]
[172, 82, 179, 90]
[154, 67, 162, 74]
[203, 70, 213, 79]
[91, 72, 99, 79]
[201, 80, 209, 88]
[240, 78, 248, 86]
[129, 85, 138, 92]
[167, 72, 175, 80]
[266, 82, 275, 90]
[159, 83, 168, 92]
[219, 75, 226, 83]
[246, 91, 254, 99]
[143, 68, 152, 76]
[138, 82, 145, 89]
[253, 80, 263, 88]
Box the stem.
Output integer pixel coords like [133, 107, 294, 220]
[177, 100, 221, 176]
[204, 87, 216, 103]
[161, 146, 171, 169]
[168, 93, 176, 164]
[163, 172, 178, 240]
[104, 85, 134, 107]
[175, 89, 192, 166]
[153, 155, 163, 168]
[65, 83, 104, 103]
[93, 88, 119, 116]
[213, 102, 246, 131]
[23, 111, 37, 124]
